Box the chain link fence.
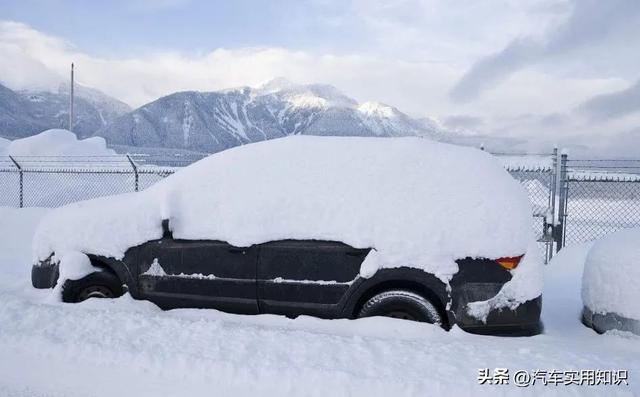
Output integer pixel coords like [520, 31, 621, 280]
[563, 160, 640, 246]
[0, 154, 204, 208]
[2, 151, 639, 262]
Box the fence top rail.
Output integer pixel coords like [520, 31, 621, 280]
[496, 155, 554, 172]
[0, 166, 178, 174]
[568, 158, 640, 162]
[566, 159, 640, 173]
[489, 151, 554, 156]
[1, 153, 208, 158]
[4, 153, 640, 175]
[568, 170, 640, 182]
[0, 154, 208, 168]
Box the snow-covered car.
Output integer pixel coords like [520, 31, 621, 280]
[31, 136, 542, 335]
[582, 228, 640, 335]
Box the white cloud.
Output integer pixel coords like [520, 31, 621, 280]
[349, 0, 569, 63]
[0, 17, 637, 149]
[580, 80, 640, 120]
[0, 20, 463, 112]
[451, 0, 640, 102]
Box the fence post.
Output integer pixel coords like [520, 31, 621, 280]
[126, 154, 139, 192]
[552, 151, 568, 252]
[551, 147, 558, 211]
[8, 155, 23, 208]
[558, 152, 568, 250]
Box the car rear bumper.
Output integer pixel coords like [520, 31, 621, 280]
[457, 296, 542, 336]
[448, 281, 542, 336]
[32, 259, 59, 289]
[447, 259, 542, 336]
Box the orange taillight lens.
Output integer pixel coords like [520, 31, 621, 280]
[495, 255, 523, 270]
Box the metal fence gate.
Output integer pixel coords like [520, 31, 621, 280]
[497, 150, 563, 263]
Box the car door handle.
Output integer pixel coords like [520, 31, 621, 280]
[228, 248, 245, 254]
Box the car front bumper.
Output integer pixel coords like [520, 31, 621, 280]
[32, 259, 59, 289]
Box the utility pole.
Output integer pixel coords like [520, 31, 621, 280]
[69, 63, 74, 133]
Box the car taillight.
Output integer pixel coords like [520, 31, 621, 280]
[495, 255, 523, 270]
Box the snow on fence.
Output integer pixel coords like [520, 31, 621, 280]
[1, 151, 639, 262]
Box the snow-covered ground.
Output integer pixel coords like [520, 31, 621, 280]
[0, 207, 638, 396]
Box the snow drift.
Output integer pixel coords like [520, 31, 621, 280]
[582, 228, 640, 320]
[33, 136, 540, 303]
[1, 129, 114, 157]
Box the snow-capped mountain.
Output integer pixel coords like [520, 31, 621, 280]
[96, 79, 446, 153]
[0, 82, 131, 140]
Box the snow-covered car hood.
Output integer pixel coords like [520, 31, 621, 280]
[33, 136, 536, 286]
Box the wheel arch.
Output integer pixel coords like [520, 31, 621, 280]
[343, 268, 451, 328]
[86, 254, 136, 295]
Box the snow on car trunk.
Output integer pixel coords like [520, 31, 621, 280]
[582, 228, 640, 321]
[33, 136, 541, 305]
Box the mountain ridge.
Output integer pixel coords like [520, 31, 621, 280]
[95, 78, 447, 153]
[1, 78, 450, 154]
[0, 82, 131, 140]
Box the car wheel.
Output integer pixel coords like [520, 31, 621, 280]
[61, 270, 124, 303]
[358, 289, 443, 324]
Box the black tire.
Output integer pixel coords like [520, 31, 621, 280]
[358, 290, 443, 324]
[61, 270, 124, 303]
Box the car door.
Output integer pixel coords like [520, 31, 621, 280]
[137, 238, 258, 314]
[257, 240, 370, 318]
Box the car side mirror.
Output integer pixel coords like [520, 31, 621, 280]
[161, 219, 173, 239]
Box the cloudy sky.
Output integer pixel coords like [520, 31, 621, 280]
[1, 0, 640, 152]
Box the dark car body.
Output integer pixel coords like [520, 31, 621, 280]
[582, 306, 640, 336]
[33, 233, 541, 336]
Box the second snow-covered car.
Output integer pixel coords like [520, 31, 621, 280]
[32, 136, 542, 335]
[582, 228, 640, 335]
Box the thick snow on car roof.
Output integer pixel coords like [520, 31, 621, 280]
[582, 228, 640, 320]
[33, 136, 534, 283]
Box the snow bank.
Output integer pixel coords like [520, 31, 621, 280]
[33, 136, 537, 292]
[1, 129, 114, 157]
[0, 207, 49, 284]
[582, 228, 640, 320]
